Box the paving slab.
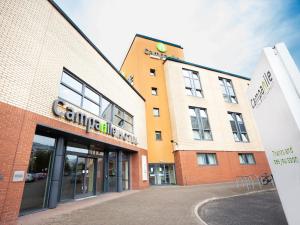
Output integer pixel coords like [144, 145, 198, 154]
[18, 182, 276, 225]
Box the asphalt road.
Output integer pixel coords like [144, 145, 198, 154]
[199, 190, 288, 225]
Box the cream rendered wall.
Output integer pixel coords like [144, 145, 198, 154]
[164, 60, 263, 152]
[0, 0, 147, 149]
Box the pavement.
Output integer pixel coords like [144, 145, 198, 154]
[199, 190, 288, 225]
[18, 182, 280, 225]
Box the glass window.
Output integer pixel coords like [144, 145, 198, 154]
[85, 87, 99, 103]
[219, 77, 237, 103]
[59, 70, 134, 133]
[239, 153, 255, 164]
[59, 85, 81, 106]
[83, 98, 100, 115]
[228, 112, 249, 142]
[153, 108, 160, 117]
[61, 72, 82, 92]
[20, 135, 56, 214]
[151, 87, 158, 96]
[150, 68, 156, 76]
[183, 69, 203, 97]
[100, 97, 113, 121]
[197, 153, 217, 165]
[155, 131, 162, 140]
[189, 107, 212, 140]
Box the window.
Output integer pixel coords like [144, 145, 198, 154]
[239, 153, 255, 165]
[151, 87, 158, 96]
[150, 68, 156, 76]
[153, 108, 160, 117]
[228, 112, 249, 142]
[197, 153, 217, 165]
[219, 77, 237, 103]
[189, 107, 212, 140]
[59, 70, 133, 133]
[113, 106, 134, 133]
[155, 131, 162, 140]
[183, 69, 203, 97]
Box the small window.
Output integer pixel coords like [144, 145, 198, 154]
[239, 153, 255, 165]
[151, 87, 158, 96]
[155, 131, 162, 140]
[197, 153, 217, 165]
[150, 68, 156, 76]
[153, 108, 160, 117]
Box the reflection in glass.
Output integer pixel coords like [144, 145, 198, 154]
[108, 152, 117, 192]
[122, 152, 129, 190]
[61, 155, 77, 200]
[101, 98, 113, 121]
[20, 135, 55, 214]
[96, 157, 104, 193]
[59, 85, 81, 106]
[61, 72, 82, 92]
[83, 98, 100, 115]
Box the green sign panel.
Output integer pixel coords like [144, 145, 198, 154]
[156, 42, 167, 53]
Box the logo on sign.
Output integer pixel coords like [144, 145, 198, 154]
[250, 70, 273, 109]
[156, 42, 167, 53]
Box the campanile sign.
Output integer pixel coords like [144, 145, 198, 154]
[247, 43, 300, 225]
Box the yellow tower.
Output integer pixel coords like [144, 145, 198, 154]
[121, 34, 184, 185]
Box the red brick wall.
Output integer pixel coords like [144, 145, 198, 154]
[130, 149, 149, 190]
[174, 150, 271, 185]
[0, 102, 148, 225]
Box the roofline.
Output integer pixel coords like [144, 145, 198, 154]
[135, 34, 183, 49]
[47, 0, 145, 101]
[164, 57, 250, 81]
[120, 34, 183, 70]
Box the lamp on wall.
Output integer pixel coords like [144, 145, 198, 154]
[170, 140, 178, 145]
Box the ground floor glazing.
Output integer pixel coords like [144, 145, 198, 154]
[20, 126, 131, 215]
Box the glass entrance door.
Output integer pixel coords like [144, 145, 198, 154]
[75, 157, 95, 197]
[149, 164, 176, 185]
[61, 155, 95, 200]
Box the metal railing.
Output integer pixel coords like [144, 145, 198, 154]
[235, 173, 275, 191]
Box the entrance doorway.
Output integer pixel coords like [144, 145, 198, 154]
[149, 164, 176, 185]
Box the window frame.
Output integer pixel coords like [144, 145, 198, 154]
[197, 153, 218, 166]
[153, 108, 160, 117]
[155, 131, 162, 141]
[183, 69, 203, 97]
[59, 69, 134, 133]
[228, 112, 249, 143]
[151, 87, 158, 96]
[238, 153, 256, 165]
[189, 107, 213, 141]
[150, 68, 156, 76]
[219, 77, 238, 104]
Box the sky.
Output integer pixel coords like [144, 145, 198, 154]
[54, 0, 300, 78]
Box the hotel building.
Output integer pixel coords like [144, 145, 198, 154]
[0, 1, 148, 224]
[121, 35, 271, 185]
[0, 0, 271, 224]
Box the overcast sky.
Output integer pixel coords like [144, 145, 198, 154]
[54, 0, 300, 78]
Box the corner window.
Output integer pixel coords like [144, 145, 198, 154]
[151, 87, 158, 96]
[183, 69, 203, 97]
[219, 77, 237, 103]
[155, 131, 162, 140]
[59, 70, 133, 133]
[189, 107, 212, 140]
[153, 108, 160, 117]
[228, 112, 249, 142]
[197, 153, 217, 165]
[150, 68, 156, 76]
[239, 153, 255, 165]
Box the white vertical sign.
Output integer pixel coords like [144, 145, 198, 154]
[247, 43, 300, 225]
[142, 155, 148, 181]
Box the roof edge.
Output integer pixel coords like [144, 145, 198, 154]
[165, 57, 250, 81]
[136, 34, 183, 49]
[48, 0, 145, 101]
